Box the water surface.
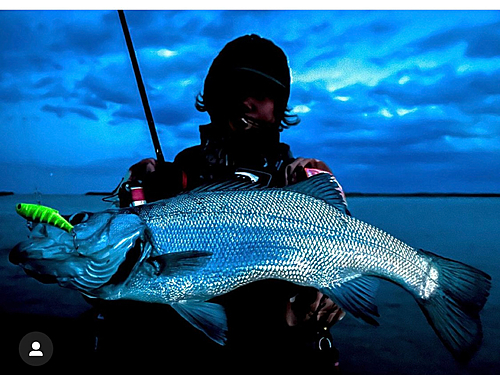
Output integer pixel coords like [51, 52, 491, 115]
[1, 194, 498, 372]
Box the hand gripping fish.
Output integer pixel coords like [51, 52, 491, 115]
[10, 174, 491, 361]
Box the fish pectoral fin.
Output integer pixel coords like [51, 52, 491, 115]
[147, 251, 212, 276]
[321, 276, 380, 326]
[171, 301, 227, 345]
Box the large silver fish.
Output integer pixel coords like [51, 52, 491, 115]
[10, 174, 491, 361]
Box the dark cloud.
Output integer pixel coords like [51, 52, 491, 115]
[48, 11, 121, 56]
[40, 82, 74, 100]
[0, 51, 62, 78]
[69, 107, 99, 121]
[122, 11, 207, 50]
[466, 29, 500, 58]
[0, 75, 68, 104]
[199, 12, 239, 42]
[0, 12, 67, 77]
[304, 49, 343, 69]
[33, 77, 57, 89]
[416, 21, 500, 59]
[309, 16, 400, 66]
[462, 96, 500, 116]
[76, 68, 137, 106]
[367, 19, 400, 35]
[41, 104, 98, 121]
[0, 84, 32, 103]
[198, 10, 281, 44]
[342, 17, 401, 41]
[370, 66, 500, 109]
[153, 104, 200, 127]
[0, 11, 44, 52]
[41, 104, 66, 118]
[109, 107, 141, 125]
[111, 93, 199, 127]
[378, 20, 500, 63]
[80, 93, 108, 110]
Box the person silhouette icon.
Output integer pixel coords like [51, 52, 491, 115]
[20, 332, 53, 366]
[29, 341, 43, 357]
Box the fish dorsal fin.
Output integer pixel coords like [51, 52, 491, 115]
[284, 173, 350, 215]
[185, 173, 349, 214]
[188, 179, 265, 194]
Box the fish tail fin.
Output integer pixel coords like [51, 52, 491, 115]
[417, 249, 491, 362]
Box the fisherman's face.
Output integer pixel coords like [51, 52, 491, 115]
[229, 95, 276, 132]
[227, 73, 280, 134]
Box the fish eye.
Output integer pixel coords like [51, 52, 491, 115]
[69, 212, 90, 225]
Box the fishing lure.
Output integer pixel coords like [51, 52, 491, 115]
[16, 203, 74, 233]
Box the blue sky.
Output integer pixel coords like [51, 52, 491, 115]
[1, 10, 500, 194]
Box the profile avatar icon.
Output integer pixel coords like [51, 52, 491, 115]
[19, 331, 53, 366]
[29, 341, 43, 357]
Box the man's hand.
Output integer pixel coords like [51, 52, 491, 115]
[128, 158, 157, 182]
[285, 157, 333, 185]
[285, 290, 346, 327]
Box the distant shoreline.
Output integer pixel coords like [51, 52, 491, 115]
[346, 192, 500, 198]
[85, 191, 500, 198]
[2, 191, 499, 198]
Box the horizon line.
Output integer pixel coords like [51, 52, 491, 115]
[2, 191, 500, 198]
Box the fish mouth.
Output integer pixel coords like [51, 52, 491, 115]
[10, 211, 150, 295]
[10, 224, 75, 283]
[9, 244, 59, 284]
[10, 231, 147, 288]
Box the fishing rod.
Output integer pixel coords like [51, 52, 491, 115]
[118, 10, 165, 164]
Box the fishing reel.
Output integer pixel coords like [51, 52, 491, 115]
[118, 180, 146, 208]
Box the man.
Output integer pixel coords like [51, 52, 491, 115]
[120, 34, 345, 370]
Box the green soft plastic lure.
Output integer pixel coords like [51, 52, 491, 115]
[16, 203, 74, 233]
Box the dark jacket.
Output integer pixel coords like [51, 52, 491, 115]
[141, 123, 296, 203]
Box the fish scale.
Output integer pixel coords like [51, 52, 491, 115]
[124, 184, 428, 304]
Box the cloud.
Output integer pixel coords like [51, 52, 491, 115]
[376, 19, 500, 65]
[370, 66, 500, 111]
[76, 68, 137, 106]
[110, 89, 202, 128]
[0, 12, 63, 77]
[0, 84, 32, 103]
[49, 12, 120, 56]
[120, 10, 194, 49]
[80, 93, 109, 110]
[41, 104, 98, 121]
[414, 21, 500, 58]
[33, 77, 57, 89]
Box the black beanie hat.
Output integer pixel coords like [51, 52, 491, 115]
[201, 34, 291, 118]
